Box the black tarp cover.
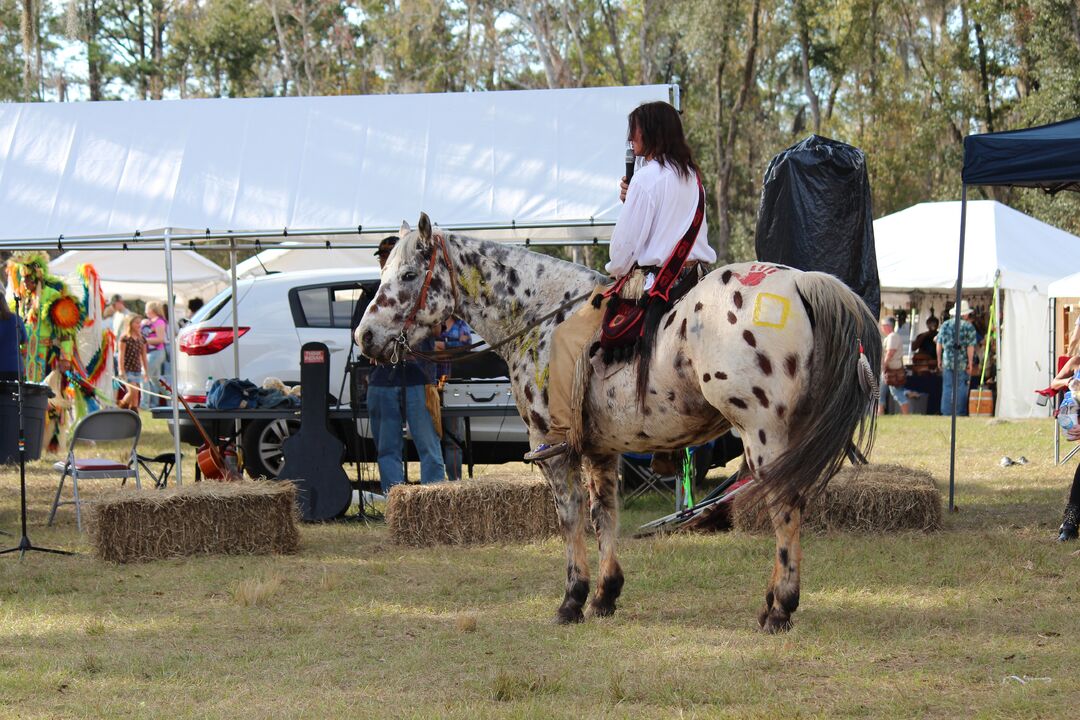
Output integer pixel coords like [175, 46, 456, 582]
[963, 116, 1080, 193]
[754, 134, 881, 319]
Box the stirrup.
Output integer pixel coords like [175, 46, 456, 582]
[524, 442, 568, 462]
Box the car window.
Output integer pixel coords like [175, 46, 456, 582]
[297, 287, 332, 327]
[191, 287, 231, 323]
[331, 286, 366, 328]
[292, 282, 380, 329]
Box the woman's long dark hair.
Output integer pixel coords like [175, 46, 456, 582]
[0, 287, 11, 321]
[628, 101, 698, 179]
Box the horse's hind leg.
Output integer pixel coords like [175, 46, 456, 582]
[540, 454, 591, 624]
[584, 455, 623, 617]
[758, 492, 803, 633]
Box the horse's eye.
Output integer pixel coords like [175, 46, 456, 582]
[402, 271, 418, 282]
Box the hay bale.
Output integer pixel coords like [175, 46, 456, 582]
[89, 480, 300, 563]
[732, 463, 942, 534]
[387, 475, 559, 546]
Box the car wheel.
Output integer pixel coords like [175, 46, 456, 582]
[242, 418, 300, 479]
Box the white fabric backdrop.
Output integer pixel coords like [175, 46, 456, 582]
[0, 86, 673, 242]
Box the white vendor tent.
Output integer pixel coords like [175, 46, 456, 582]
[50, 247, 229, 302]
[875, 200, 1080, 418]
[0, 85, 674, 243]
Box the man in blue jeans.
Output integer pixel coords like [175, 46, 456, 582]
[936, 300, 978, 416]
[366, 236, 446, 494]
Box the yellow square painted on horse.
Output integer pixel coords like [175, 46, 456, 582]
[753, 293, 791, 329]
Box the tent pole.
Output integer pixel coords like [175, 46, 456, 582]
[1054, 297, 1060, 462]
[949, 187, 969, 512]
[165, 227, 183, 486]
[230, 237, 241, 461]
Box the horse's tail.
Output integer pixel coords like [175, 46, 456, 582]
[753, 271, 880, 511]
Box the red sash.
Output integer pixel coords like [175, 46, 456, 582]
[600, 175, 705, 351]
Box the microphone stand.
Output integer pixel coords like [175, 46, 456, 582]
[338, 297, 378, 522]
[2, 296, 74, 558]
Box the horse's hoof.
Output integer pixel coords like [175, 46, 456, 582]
[555, 604, 585, 625]
[760, 610, 793, 634]
[587, 598, 617, 618]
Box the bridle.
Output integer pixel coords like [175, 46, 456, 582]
[385, 230, 592, 366]
[390, 230, 459, 363]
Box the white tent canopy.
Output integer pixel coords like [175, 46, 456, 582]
[235, 242, 379, 278]
[875, 200, 1080, 417]
[1049, 270, 1080, 298]
[0, 85, 674, 244]
[50, 247, 229, 301]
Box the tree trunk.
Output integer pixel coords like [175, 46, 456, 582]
[20, 0, 36, 100]
[714, 0, 760, 264]
[150, 0, 165, 99]
[267, 0, 297, 95]
[87, 0, 103, 100]
[600, 0, 627, 85]
[795, 0, 821, 134]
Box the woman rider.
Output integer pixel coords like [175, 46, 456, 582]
[525, 101, 716, 462]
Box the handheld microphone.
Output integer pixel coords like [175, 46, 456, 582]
[625, 144, 636, 183]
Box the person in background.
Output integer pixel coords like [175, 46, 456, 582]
[178, 297, 204, 328]
[879, 316, 909, 415]
[366, 236, 445, 495]
[936, 300, 978, 416]
[0, 285, 27, 382]
[142, 301, 168, 408]
[434, 317, 472, 481]
[117, 314, 149, 410]
[1043, 318, 1080, 542]
[103, 294, 129, 391]
[911, 315, 939, 374]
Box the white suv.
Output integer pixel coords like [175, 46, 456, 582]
[175, 268, 528, 477]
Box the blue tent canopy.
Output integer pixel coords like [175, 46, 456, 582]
[962, 116, 1080, 193]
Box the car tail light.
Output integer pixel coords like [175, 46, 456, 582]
[178, 326, 250, 356]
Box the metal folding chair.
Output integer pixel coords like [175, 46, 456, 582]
[48, 409, 142, 532]
[619, 453, 677, 507]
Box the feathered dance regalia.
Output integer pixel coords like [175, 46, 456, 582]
[5, 253, 115, 450]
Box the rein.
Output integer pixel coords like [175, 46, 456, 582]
[388, 230, 594, 366]
[406, 288, 594, 366]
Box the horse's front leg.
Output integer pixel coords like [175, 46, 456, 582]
[758, 493, 803, 633]
[583, 454, 623, 617]
[539, 453, 591, 624]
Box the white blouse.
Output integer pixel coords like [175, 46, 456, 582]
[605, 158, 715, 277]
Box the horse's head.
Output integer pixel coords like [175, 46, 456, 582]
[356, 211, 458, 363]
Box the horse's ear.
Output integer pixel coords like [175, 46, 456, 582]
[418, 212, 432, 242]
[400, 220, 411, 237]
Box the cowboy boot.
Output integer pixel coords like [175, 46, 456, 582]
[1058, 503, 1079, 542]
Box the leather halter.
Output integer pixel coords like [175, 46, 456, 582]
[402, 231, 459, 331]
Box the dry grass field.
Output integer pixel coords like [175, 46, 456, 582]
[1, 413, 1078, 718]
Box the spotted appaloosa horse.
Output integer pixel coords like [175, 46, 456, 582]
[358, 213, 880, 632]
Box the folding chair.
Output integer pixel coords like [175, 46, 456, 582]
[137, 452, 178, 489]
[619, 453, 677, 507]
[48, 409, 142, 532]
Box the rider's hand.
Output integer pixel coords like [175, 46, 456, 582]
[619, 176, 629, 203]
[1067, 427, 1080, 442]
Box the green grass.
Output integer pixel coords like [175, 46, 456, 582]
[2, 413, 1079, 718]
